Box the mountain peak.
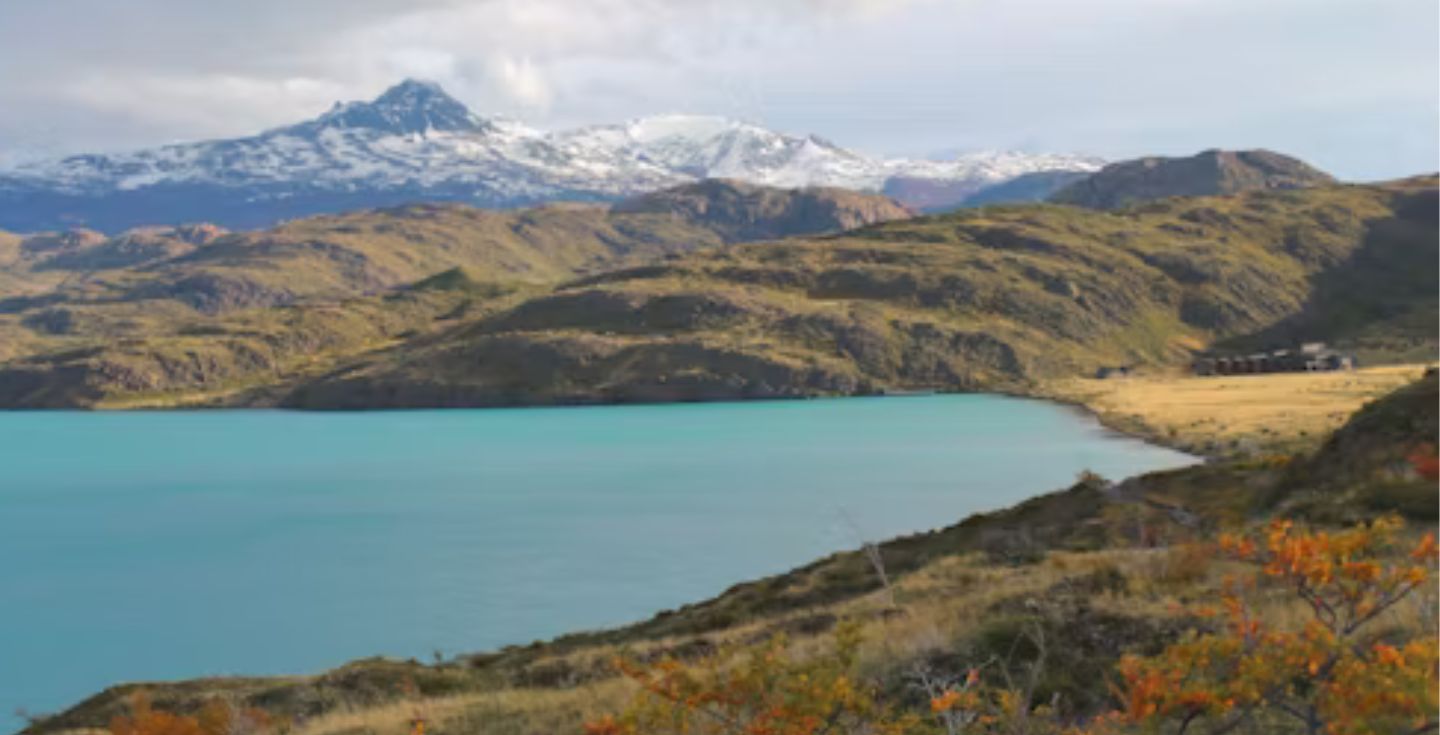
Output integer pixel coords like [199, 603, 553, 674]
[311, 79, 489, 135]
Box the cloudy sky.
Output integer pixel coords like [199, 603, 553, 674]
[0, 0, 1435, 179]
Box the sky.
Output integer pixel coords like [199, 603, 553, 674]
[0, 0, 1435, 180]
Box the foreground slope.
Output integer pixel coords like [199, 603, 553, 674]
[285, 177, 1438, 409]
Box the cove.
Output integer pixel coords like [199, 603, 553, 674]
[0, 394, 1196, 727]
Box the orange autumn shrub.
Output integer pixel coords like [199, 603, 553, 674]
[110, 693, 276, 735]
[584, 622, 918, 735]
[1111, 517, 1438, 734]
[1408, 442, 1439, 482]
[588, 517, 1437, 735]
[926, 667, 1070, 735]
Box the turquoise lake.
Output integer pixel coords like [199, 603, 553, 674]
[0, 395, 1196, 728]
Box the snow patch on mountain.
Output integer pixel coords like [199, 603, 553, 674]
[0, 80, 1102, 231]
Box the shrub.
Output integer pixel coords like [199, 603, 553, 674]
[1110, 517, 1438, 734]
[584, 622, 918, 735]
[109, 693, 277, 735]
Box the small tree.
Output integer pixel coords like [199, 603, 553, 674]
[1111, 517, 1438, 734]
[584, 622, 918, 735]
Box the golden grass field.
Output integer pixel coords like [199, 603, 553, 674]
[1042, 363, 1436, 457]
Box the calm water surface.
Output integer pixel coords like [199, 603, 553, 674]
[0, 395, 1195, 726]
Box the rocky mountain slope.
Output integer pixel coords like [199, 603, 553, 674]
[0, 180, 911, 406]
[0, 80, 1099, 233]
[1050, 149, 1336, 209]
[282, 177, 1437, 409]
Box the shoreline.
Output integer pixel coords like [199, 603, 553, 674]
[5, 391, 1191, 735]
[15, 368, 1429, 734]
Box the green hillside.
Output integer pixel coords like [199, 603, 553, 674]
[0, 176, 1433, 409]
[0, 182, 911, 407]
[285, 177, 1438, 408]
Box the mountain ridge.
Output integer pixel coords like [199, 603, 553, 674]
[0, 81, 1100, 233]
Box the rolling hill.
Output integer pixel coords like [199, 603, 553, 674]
[0, 181, 912, 407]
[0, 173, 1432, 410]
[1050, 149, 1336, 209]
[283, 176, 1438, 409]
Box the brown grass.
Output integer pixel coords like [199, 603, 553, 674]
[1042, 364, 1435, 457]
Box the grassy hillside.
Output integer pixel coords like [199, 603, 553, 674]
[1213, 177, 1439, 362]
[25, 375, 1437, 735]
[285, 177, 1438, 409]
[1, 177, 1433, 409]
[0, 182, 911, 407]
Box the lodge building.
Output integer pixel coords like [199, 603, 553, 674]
[1192, 342, 1356, 377]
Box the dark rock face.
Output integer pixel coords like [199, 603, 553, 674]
[1050, 149, 1336, 210]
[303, 79, 490, 135]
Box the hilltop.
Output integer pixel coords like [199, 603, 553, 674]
[1049, 149, 1336, 209]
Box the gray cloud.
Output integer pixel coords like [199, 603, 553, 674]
[0, 0, 1434, 179]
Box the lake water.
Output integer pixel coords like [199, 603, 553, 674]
[0, 395, 1195, 728]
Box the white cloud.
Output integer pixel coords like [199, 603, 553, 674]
[55, 74, 349, 136]
[0, 0, 1434, 179]
[491, 56, 553, 110]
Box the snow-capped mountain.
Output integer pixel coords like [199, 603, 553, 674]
[0, 80, 1101, 233]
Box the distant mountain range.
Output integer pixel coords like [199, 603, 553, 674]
[0, 80, 1100, 233]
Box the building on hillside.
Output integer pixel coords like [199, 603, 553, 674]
[1094, 365, 1133, 379]
[1192, 342, 1355, 376]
